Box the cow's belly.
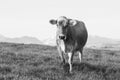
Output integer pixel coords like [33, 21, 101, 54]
[65, 44, 74, 53]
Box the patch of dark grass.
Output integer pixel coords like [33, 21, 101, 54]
[0, 52, 16, 58]
[109, 52, 115, 56]
[94, 54, 102, 59]
[0, 77, 4, 80]
[43, 57, 54, 62]
[72, 62, 107, 73]
[108, 59, 120, 64]
[0, 66, 12, 75]
[25, 66, 65, 80]
[27, 61, 43, 67]
[26, 68, 45, 78]
[103, 50, 120, 57]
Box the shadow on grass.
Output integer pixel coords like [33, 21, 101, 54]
[63, 62, 120, 79]
[73, 62, 107, 73]
[63, 62, 107, 74]
[63, 63, 120, 74]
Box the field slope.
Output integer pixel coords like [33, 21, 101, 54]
[0, 42, 120, 80]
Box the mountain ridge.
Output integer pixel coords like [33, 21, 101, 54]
[0, 34, 120, 49]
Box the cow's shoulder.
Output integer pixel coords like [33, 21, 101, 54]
[68, 19, 77, 26]
[68, 19, 85, 27]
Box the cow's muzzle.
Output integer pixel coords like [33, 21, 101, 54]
[59, 35, 66, 40]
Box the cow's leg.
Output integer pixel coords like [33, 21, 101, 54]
[57, 47, 65, 64]
[68, 52, 73, 73]
[78, 51, 82, 62]
[78, 48, 83, 63]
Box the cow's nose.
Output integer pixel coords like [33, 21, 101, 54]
[59, 35, 66, 40]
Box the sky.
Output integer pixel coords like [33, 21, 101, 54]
[0, 0, 120, 40]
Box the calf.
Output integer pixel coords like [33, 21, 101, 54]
[49, 16, 88, 73]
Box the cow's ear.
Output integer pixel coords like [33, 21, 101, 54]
[49, 19, 57, 25]
[69, 20, 77, 26]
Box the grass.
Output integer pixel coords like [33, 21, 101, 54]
[0, 42, 120, 80]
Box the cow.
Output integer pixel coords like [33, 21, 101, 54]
[49, 16, 88, 73]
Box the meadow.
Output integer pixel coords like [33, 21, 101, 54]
[0, 42, 120, 80]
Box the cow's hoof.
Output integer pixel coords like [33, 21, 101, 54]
[69, 71, 73, 74]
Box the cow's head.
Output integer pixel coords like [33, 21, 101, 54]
[49, 16, 77, 40]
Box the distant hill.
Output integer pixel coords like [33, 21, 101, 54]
[86, 35, 120, 49]
[0, 34, 42, 44]
[0, 34, 120, 49]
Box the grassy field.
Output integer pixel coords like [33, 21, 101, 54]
[0, 42, 120, 80]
